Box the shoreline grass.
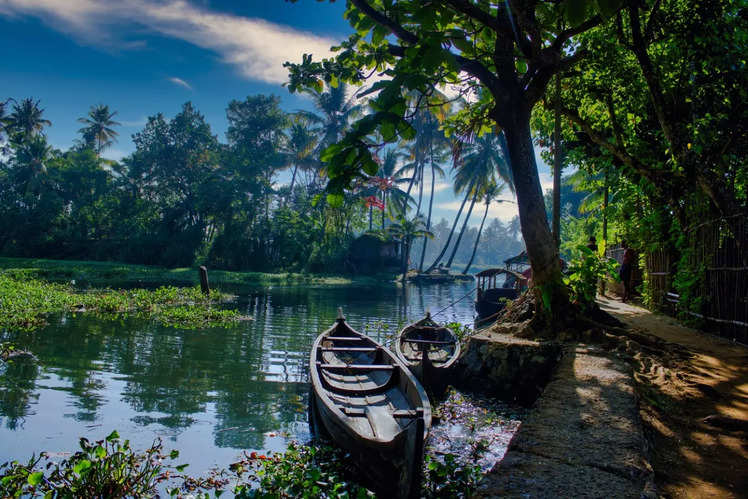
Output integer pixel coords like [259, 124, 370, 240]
[0, 257, 396, 289]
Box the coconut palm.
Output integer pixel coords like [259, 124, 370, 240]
[5, 98, 51, 142]
[281, 115, 318, 201]
[77, 104, 120, 155]
[298, 83, 361, 187]
[444, 134, 512, 268]
[13, 134, 53, 197]
[463, 182, 510, 273]
[388, 215, 433, 281]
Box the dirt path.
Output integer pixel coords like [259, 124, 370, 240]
[598, 296, 748, 498]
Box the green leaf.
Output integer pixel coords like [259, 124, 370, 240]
[564, 0, 590, 27]
[516, 59, 528, 74]
[594, 0, 622, 19]
[169, 450, 180, 459]
[175, 464, 189, 472]
[105, 430, 119, 442]
[27, 471, 43, 486]
[326, 193, 344, 208]
[94, 445, 106, 459]
[73, 459, 92, 475]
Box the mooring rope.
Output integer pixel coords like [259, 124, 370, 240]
[429, 287, 477, 319]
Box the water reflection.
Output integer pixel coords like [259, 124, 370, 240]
[0, 282, 476, 472]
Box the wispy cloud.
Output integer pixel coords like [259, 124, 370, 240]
[168, 76, 192, 90]
[119, 117, 148, 128]
[0, 0, 339, 84]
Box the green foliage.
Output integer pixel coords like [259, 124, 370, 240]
[234, 443, 373, 498]
[0, 272, 240, 331]
[0, 431, 174, 497]
[563, 245, 620, 307]
[445, 321, 472, 343]
[422, 453, 482, 498]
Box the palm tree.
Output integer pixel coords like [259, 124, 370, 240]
[444, 134, 512, 269]
[14, 134, 52, 197]
[77, 104, 120, 155]
[388, 215, 434, 281]
[5, 98, 51, 142]
[281, 115, 318, 202]
[508, 216, 521, 240]
[463, 182, 511, 273]
[298, 83, 361, 187]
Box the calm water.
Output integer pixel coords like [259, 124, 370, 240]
[0, 282, 478, 473]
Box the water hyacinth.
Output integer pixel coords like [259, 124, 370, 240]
[0, 273, 243, 332]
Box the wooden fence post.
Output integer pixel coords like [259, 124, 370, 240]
[199, 266, 210, 296]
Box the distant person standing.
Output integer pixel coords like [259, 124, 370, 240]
[619, 241, 635, 302]
[587, 236, 597, 253]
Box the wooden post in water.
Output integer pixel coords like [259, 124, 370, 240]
[199, 266, 210, 296]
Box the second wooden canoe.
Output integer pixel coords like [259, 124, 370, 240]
[394, 312, 460, 394]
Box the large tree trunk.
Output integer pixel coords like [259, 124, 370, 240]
[446, 189, 478, 268]
[426, 179, 474, 272]
[463, 198, 489, 274]
[500, 111, 565, 309]
[418, 158, 435, 271]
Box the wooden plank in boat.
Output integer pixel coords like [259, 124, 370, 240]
[325, 336, 365, 341]
[343, 408, 422, 418]
[321, 347, 379, 352]
[402, 338, 455, 345]
[317, 362, 394, 371]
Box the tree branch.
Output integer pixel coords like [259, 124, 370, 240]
[350, 0, 418, 44]
[444, 0, 502, 32]
[552, 15, 602, 49]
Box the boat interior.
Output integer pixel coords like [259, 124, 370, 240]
[315, 322, 424, 441]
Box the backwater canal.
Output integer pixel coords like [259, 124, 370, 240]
[0, 281, 522, 484]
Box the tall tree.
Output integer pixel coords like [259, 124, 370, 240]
[286, 0, 619, 312]
[463, 182, 508, 274]
[77, 104, 120, 155]
[445, 134, 512, 268]
[281, 115, 318, 201]
[388, 214, 433, 281]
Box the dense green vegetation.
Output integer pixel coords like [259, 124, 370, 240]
[0, 271, 240, 331]
[0, 87, 520, 277]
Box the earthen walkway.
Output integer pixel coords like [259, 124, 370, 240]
[477, 340, 652, 498]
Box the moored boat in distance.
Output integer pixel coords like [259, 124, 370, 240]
[474, 268, 524, 320]
[395, 312, 460, 394]
[308, 309, 432, 498]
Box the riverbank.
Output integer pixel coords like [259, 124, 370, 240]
[475, 296, 746, 497]
[0, 257, 397, 289]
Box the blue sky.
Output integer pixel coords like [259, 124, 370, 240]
[0, 0, 553, 224]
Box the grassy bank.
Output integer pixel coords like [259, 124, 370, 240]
[0, 257, 395, 289]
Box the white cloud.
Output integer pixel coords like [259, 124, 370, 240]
[0, 0, 339, 84]
[167, 76, 192, 90]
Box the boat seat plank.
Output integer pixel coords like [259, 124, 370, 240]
[402, 338, 455, 345]
[343, 407, 421, 419]
[318, 362, 394, 371]
[325, 336, 364, 341]
[320, 347, 379, 352]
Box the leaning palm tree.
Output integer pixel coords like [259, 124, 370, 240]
[5, 98, 51, 142]
[388, 215, 434, 281]
[444, 133, 513, 269]
[463, 182, 511, 274]
[77, 104, 120, 155]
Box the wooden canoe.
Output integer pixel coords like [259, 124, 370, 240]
[395, 313, 460, 394]
[308, 310, 432, 499]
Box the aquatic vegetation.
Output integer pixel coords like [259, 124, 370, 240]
[0, 431, 175, 497]
[0, 273, 241, 332]
[423, 453, 482, 498]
